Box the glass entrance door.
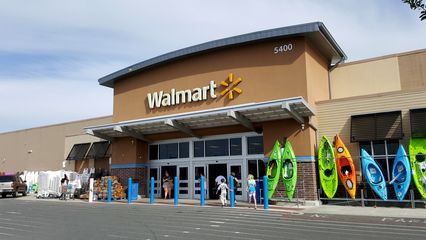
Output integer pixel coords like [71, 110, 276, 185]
[149, 167, 160, 197]
[208, 163, 227, 199]
[230, 164, 243, 201]
[193, 165, 206, 199]
[178, 166, 189, 199]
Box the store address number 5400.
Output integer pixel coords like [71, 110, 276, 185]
[273, 43, 293, 54]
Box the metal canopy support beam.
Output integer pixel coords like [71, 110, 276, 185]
[86, 129, 114, 142]
[282, 102, 305, 124]
[227, 110, 260, 133]
[164, 119, 201, 139]
[113, 126, 151, 143]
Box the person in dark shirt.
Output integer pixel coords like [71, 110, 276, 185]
[59, 174, 69, 200]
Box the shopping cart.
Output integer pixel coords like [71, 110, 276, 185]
[64, 183, 76, 200]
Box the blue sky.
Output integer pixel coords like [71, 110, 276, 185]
[0, 0, 425, 133]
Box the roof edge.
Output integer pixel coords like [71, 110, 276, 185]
[99, 22, 346, 88]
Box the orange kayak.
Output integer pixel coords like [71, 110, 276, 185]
[335, 135, 356, 199]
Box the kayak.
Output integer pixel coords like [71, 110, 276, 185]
[318, 136, 338, 199]
[335, 135, 357, 199]
[281, 139, 297, 201]
[361, 149, 387, 200]
[391, 144, 411, 201]
[408, 138, 426, 200]
[266, 140, 282, 199]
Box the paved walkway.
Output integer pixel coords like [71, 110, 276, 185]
[113, 197, 426, 219]
[17, 195, 426, 219]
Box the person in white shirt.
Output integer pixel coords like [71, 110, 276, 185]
[216, 178, 230, 207]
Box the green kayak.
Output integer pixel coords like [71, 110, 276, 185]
[282, 139, 297, 201]
[409, 138, 426, 200]
[318, 136, 338, 199]
[267, 140, 282, 199]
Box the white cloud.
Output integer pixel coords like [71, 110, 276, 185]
[0, 76, 113, 133]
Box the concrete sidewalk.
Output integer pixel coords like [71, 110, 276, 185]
[125, 197, 426, 219]
[18, 195, 426, 219]
[130, 197, 305, 210]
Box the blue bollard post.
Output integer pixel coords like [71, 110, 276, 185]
[200, 176, 205, 206]
[107, 178, 112, 203]
[150, 177, 154, 204]
[263, 175, 268, 210]
[174, 176, 178, 207]
[128, 177, 132, 205]
[230, 176, 235, 208]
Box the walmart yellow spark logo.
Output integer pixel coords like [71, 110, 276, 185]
[219, 73, 242, 100]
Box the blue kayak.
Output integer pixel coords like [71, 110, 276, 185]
[391, 144, 411, 201]
[361, 149, 387, 200]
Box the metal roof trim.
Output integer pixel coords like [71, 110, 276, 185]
[84, 97, 314, 133]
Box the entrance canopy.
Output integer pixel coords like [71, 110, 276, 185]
[85, 97, 315, 142]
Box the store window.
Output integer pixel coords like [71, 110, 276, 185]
[359, 140, 399, 181]
[410, 108, 426, 137]
[179, 142, 189, 158]
[247, 136, 263, 155]
[351, 111, 403, 142]
[194, 141, 204, 158]
[149, 145, 159, 160]
[247, 159, 266, 180]
[159, 143, 178, 159]
[230, 138, 242, 156]
[205, 139, 229, 157]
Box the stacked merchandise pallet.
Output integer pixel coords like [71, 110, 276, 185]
[94, 176, 126, 200]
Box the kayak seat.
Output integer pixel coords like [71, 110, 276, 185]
[324, 169, 333, 177]
[416, 153, 425, 162]
[283, 160, 293, 179]
[341, 165, 352, 176]
[268, 161, 277, 178]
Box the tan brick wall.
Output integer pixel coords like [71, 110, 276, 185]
[273, 161, 318, 201]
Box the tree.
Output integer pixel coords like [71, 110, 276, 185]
[402, 0, 426, 21]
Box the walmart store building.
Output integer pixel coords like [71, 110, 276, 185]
[1, 22, 426, 203]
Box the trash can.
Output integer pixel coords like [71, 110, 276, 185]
[131, 183, 139, 200]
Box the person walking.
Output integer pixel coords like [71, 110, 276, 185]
[247, 174, 257, 209]
[216, 178, 230, 207]
[162, 171, 172, 199]
[214, 175, 225, 198]
[59, 174, 69, 200]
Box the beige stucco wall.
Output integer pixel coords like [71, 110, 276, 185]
[330, 57, 401, 99]
[0, 116, 112, 172]
[399, 50, 426, 90]
[305, 40, 331, 155]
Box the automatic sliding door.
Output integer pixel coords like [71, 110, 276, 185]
[193, 165, 206, 199]
[230, 164, 243, 201]
[149, 168, 160, 197]
[178, 166, 189, 199]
